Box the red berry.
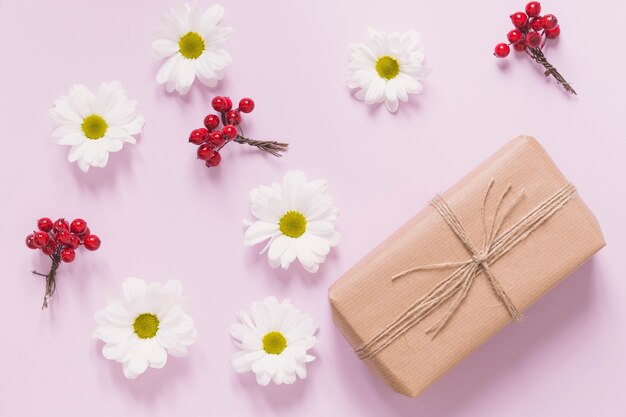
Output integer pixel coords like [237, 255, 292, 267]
[510, 12, 528, 28]
[542, 14, 558, 30]
[42, 241, 56, 256]
[238, 98, 255, 113]
[83, 234, 101, 251]
[525, 2, 541, 17]
[189, 128, 209, 145]
[33, 231, 50, 248]
[494, 43, 510, 58]
[55, 230, 72, 245]
[37, 217, 53, 232]
[204, 114, 220, 131]
[526, 31, 542, 48]
[26, 234, 38, 249]
[197, 143, 215, 160]
[529, 17, 544, 31]
[223, 97, 233, 111]
[206, 151, 221, 167]
[226, 110, 241, 125]
[513, 41, 527, 52]
[212, 96, 228, 112]
[61, 248, 75, 263]
[69, 235, 80, 250]
[54, 218, 69, 232]
[208, 131, 225, 147]
[507, 30, 523, 44]
[79, 227, 90, 242]
[222, 125, 238, 140]
[545, 25, 560, 39]
[70, 218, 87, 235]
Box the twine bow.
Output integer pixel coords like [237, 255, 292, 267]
[355, 179, 577, 360]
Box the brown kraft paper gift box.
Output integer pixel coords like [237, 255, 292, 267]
[328, 135, 605, 397]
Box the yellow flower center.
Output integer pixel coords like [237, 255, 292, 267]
[262, 331, 287, 355]
[375, 56, 400, 80]
[133, 313, 159, 339]
[279, 211, 307, 238]
[179, 32, 205, 59]
[81, 114, 108, 140]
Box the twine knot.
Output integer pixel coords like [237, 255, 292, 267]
[471, 251, 489, 265]
[354, 179, 577, 360]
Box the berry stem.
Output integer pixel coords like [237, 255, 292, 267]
[33, 249, 61, 309]
[233, 135, 289, 157]
[216, 109, 288, 157]
[526, 47, 577, 95]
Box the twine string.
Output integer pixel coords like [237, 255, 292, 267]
[355, 180, 576, 360]
[33, 251, 61, 310]
[526, 48, 577, 95]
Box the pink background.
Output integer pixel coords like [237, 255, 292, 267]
[1, 0, 624, 415]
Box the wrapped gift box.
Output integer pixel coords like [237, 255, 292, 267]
[329, 136, 605, 397]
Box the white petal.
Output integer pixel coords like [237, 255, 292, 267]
[77, 159, 90, 173]
[104, 99, 137, 125]
[68, 141, 88, 162]
[122, 115, 145, 135]
[123, 343, 149, 379]
[251, 300, 273, 334]
[102, 335, 136, 362]
[122, 277, 148, 303]
[195, 55, 218, 81]
[255, 370, 272, 386]
[145, 339, 168, 369]
[68, 84, 95, 118]
[196, 4, 225, 33]
[95, 302, 134, 326]
[365, 78, 386, 104]
[93, 81, 123, 116]
[162, 280, 183, 297]
[57, 133, 85, 146]
[175, 59, 196, 95]
[156, 327, 184, 355]
[152, 38, 179, 58]
[93, 325, 133, 343]
[280, 240, 298, 269]
[231, 350, 264, 373]
[267, 235, 291, 267]
[49, 97, 82, 124]
[201, 49, 232, 71]
[244, 221, 279, 247]
[156, 53, 183, 85]
[398, 73, 424, 94]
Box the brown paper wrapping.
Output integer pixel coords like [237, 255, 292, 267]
[328, 136, 605, 397]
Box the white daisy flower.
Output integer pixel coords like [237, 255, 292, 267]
[152, 3, 233, 95]
[93, 277, 197, 379]
[347, 27, 430, 113]
[49, 81, 145, 173]
[244, 170, 341, 273]
[230, 296, 318, 386]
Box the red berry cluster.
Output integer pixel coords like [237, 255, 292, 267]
[493, 2, 575, 94]
[26, 217, 101, 308]
[494, 3, 559, 57]
[188, 96, 288, 167]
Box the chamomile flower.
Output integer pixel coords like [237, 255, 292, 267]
[152, 3, 233, 95]
[49, 81, 144, 173]
[93, 277, 197, 379]
[230, 297, 318, 386]
[244, 170, 341, 273]
[347, 27, 429, 112]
